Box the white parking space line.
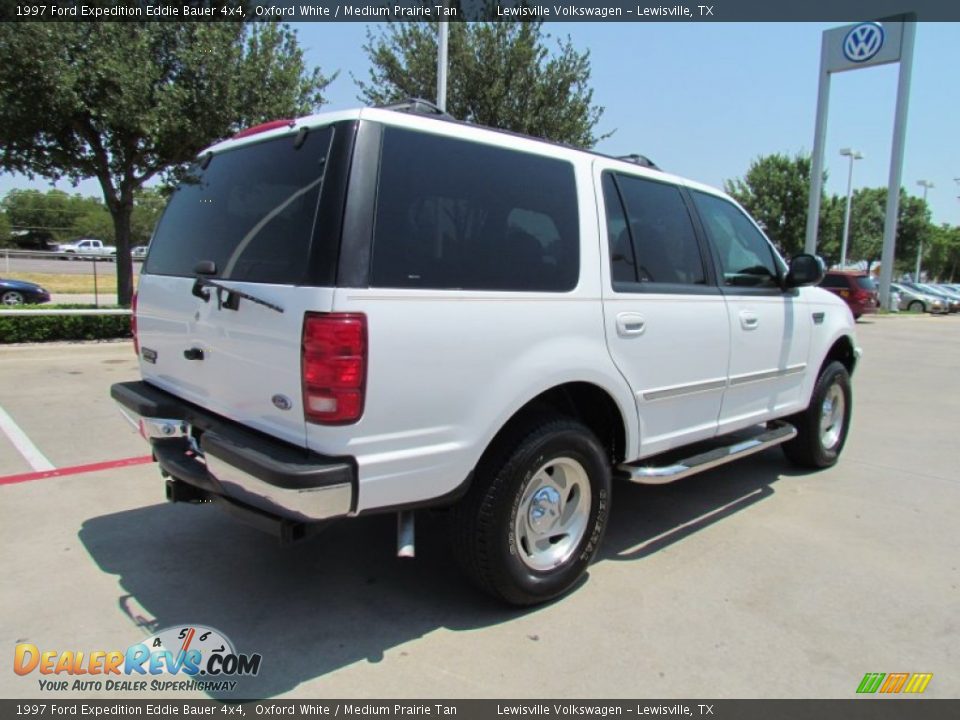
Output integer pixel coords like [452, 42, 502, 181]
[0, 404, 55, 472]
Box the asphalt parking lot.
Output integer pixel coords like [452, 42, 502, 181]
[1, 316, 958, 700]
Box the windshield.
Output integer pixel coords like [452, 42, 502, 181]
[145, 127, 334, 284]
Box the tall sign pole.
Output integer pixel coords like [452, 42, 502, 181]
[803, 15, 916, 309]
[877, 19, 916, 309]
[437, 18, 449, 112]
[804, 41, 832, 255]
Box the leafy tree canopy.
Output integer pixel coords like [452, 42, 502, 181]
[725, 152, 941, 274]
[0, 19, 332, 303]
[0, 188, 167, 249]
[356, 21, 608, 148]
[724, 153, 829, 258]
[925, 223, 960, 281]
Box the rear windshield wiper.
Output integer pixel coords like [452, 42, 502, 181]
[190, 263, 284, 314]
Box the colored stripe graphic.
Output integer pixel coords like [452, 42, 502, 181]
[857, 673, 885, 694]
[879, 673, 909, 693]
[857, 672, 933, 694]
[904, 673, 933, 694]
[0, 456, 153, 486]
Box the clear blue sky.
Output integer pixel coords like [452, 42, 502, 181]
[3, 22, 958, 226]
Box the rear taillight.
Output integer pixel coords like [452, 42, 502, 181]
[131, 291, 139, 357]
[302, 313, 367, 425]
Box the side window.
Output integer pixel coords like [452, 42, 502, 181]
[602, 171, 705, 288]
[601, 174, 636, 284]
[371, 127, 579, 292]
[692, 191, 781, 289]
[820, 275, 847, 289]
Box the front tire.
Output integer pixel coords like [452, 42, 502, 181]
[2, 290, 25, 305]
[908, 300, 924, 313]
[782, 361, 852, 468]
[451, 418, 611, 606]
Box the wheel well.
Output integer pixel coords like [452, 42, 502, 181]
[821, 336, 857, 376]
[483, 382, 627, 467]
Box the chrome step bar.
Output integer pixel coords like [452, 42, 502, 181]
[617, 422, 797, 485]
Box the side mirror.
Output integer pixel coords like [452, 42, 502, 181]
[785, 253, 824, 288]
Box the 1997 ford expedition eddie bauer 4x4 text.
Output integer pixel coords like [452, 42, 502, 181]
[112, 101, 859, 605]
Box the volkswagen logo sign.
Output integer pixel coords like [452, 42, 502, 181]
[843, 22, 884, 63]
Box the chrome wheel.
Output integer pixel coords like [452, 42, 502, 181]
[514, 457, 592, 571]
[2, 290, 24, 306]
[820, 382, 846, 450]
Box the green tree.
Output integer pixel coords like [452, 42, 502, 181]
[846, 188, 929, 272]
[0, 209, 11, 248]
[72, 199, 115, 244]
[356, 21, 607, 148]
[1, 189, 77, 247]
[0, 20, 332, 305]
[924, 223, 960, 281]
[1, 188, 118, 246]
[131, 188, 168, 247]
[724, 153, 832, 258]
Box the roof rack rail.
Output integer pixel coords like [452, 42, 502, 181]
[617, 154, 660, 170]
[377, 98, 455, 121]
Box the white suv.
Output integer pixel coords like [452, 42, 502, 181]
[112, 102, 858, 605]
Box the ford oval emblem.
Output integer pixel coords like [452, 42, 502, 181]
[843, 22, 884, 63]
[271, 394, 293, 411]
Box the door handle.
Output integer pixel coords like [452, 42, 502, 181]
[739, 311, 759, 330]
[616, 313, 646, 337]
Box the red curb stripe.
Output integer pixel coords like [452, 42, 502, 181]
[0, 455, 153, 486]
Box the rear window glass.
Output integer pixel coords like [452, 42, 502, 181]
[855, 276, 877, 290]
[145, 128, 333, 283]
[370, 127, 579, 292]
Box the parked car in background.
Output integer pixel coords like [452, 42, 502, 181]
[819, 271, 878, 319]
[0, 277, 51, 305]
[891, 282, 947, 314]
[906, 282, 960, 313]
[924, 284, 960, 312]
[54, 238, 117, 260]
[131, 245, 149, 260]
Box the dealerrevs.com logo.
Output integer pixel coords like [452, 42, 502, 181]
[13, 625, 262, 693]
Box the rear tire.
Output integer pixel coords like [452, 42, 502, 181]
[450, 417, 611, 606]
[782, 361, 852, 469]
[2, 290, 25, 305]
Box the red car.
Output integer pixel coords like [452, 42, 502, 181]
[819, 271, 878, 319]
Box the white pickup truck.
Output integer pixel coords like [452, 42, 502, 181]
[55, 238, 117, 260]
[112, 102, 859, 605]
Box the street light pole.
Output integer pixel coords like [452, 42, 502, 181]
[838, 148, 863, 269]
[915, 179, 934, 281]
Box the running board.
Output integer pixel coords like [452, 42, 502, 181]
[617, 422, 797, 485]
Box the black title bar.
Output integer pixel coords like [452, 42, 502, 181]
[2, 700, 960, 720]
[3, 0, 960, 22]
